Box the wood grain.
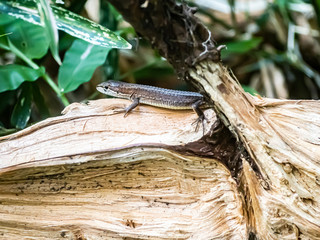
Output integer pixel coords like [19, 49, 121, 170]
[0, 99, 247, 239]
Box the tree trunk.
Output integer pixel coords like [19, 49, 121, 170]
[1, 0, 320, 239]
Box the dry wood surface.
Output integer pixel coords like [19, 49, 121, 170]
[1, 99, 248, 239]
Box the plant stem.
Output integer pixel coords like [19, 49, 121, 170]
[9, 40, 39, 70]
[42, 74, 69, 106]
[228, 0, 239, 35]
[7, 39, 69, 106]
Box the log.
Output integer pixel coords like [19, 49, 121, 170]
[1, 99, 249, 239]
[99, 1, 320, 238]
[190, 61, 320, 239]
[1, 0, 320, 239]
[1, 96, 319, 239]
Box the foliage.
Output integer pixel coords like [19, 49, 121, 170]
[194, 0, 320, 99]
[58, 39, 111, 93]
[0, 0, 130, 132]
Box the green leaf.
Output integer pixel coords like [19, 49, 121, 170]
[0, 1, 131, 49]
[37, 0, 61, 64]
[0, 64, 44, 93]
[134, 61, 174, 80]
[0, 35, 9, 50]
[11, 82, 33, 129]
[100, 2, 120, 79]
[225, 38, 262, 54]
[0, 13, 16, 25]
[0, 126, 18, 136]
[6, 38, 39, 69]
[58, 39, 111, 93]
[4, 17, 49, 59]
[242, 85, 259, 96]
[221, 38, 262, 60]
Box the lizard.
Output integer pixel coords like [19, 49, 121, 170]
[96, 80, 210, 131]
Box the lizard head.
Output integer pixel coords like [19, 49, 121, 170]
[96, 80, 128, 98]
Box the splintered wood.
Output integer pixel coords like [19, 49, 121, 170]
[0, 99, 246, 239]
[1, 66, 320, 239]
[190, 61, 320, 239]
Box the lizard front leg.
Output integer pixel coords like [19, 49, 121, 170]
[124, 97, 140, 117]
[112, 97, 140, 117]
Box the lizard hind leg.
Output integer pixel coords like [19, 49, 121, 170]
[192, 114, 205, 134]
[191, 100, 207, 134]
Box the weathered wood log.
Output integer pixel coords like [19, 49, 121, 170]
[100, 0, 320, 238]
[190, 61, 320, 239]
[1, 0, 320, 239]
[1, 99, 249, 239]
[1, 95, 320, 239]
